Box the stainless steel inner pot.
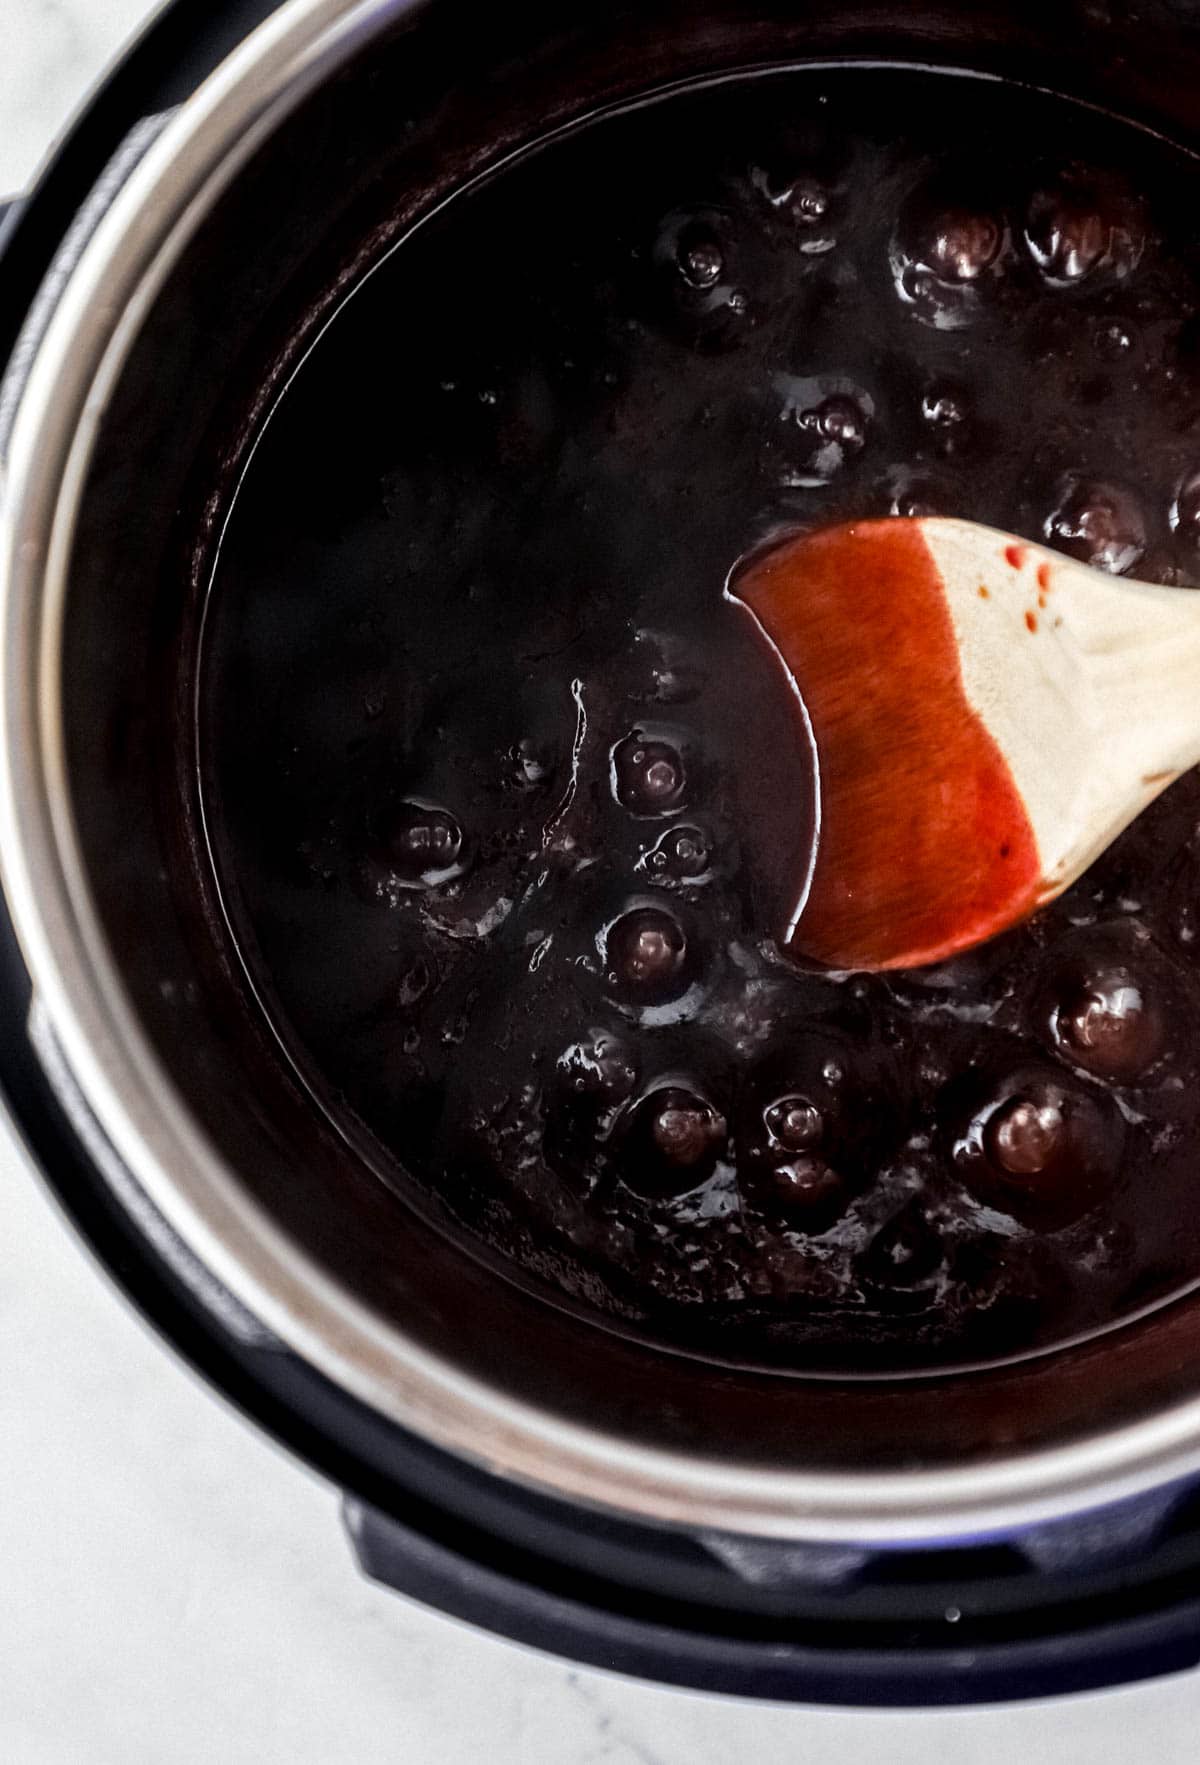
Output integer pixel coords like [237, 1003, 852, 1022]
[7, 0, 1200, 1546]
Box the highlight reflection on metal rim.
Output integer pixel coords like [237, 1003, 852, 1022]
[5, 0, 1200, 1540]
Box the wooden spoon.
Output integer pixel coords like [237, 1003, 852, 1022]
[727, 516, 1200, 973]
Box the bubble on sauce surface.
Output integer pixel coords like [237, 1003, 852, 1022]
[919, 380, 974, 456]
[784, 177, 838, 254]
[736, 1031, 894, 1201]
[760, 1155, 847, 1223]
[1036, 923, 1179, 1083]
[741, 130, 843, 252]
[740, 1078, 851, 1228]
[890, 185, 1005, 328]
[677, 229, 725, 289]
[558, 1031, 640, 1104]
[773, 374, 873, 486]
[897, 190, 1005, 283]
[1043, 473, 1146, 574]
[651, 207, 751, 348]
[638, 823, 716, 885]
[883, 467, 950, 519]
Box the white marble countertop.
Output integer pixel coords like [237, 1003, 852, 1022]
[3, 4, 1200, 1759]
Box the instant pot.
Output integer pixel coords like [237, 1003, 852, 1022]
[7, 0, 1200, 1705]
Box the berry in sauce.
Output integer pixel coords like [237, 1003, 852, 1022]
[950, 1061, 1122, 1225]
[776, 378, 872, 485]
[763, 1094, 823, 1152]
[603, 903, 691, 1001]
[639, 823, 714, 884]
[762, 1155, 846, 1221]
[611, 728, 689, 816]
[383, 801, 466, 886]
[898, 193, 1004, 283]
[620, 1082, 727, 1196]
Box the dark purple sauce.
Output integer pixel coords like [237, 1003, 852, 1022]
[200, 67, 1200, 1371]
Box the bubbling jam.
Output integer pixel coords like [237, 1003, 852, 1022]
[201, 67, 1200, 1371]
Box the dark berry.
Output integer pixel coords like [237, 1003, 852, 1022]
[1054, 973, 1164, 1082]
[604, 905, 689, 1000]
[777, 379, 872, 486]
[792, 180, 830, 224]
[384, 801, 465, 884]
[988, 1098, 1066, 1175]
[1038, 925, 1175, 1083]
[612, 729, 688, 816]
[1024, 179, 1143, 286]
[895, 263, 970, 328]
[950, 1061, 1121, 1224]
[900, 194, 1003, 283]
[1044, 474, 1145, 574]
[621, 1084, 727, 1196]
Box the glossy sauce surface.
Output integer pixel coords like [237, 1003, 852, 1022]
[201, 68, 1200, 1371]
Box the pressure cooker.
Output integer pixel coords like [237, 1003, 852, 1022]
[6, 0, 1200, 1703]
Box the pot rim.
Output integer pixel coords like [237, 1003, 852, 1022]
[6, 0, 1200, 1543]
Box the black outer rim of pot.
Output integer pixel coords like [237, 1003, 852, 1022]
[6, 0, 1200, 1704]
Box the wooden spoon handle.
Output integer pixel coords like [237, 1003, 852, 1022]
[922, 520, 1200, 899]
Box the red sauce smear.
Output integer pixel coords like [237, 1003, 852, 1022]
[1037, 562, 1052, 591]
[1025, 609, 1038, 633]
[1005, 543, 1026, 568]
[730, 520, 1043, 970]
